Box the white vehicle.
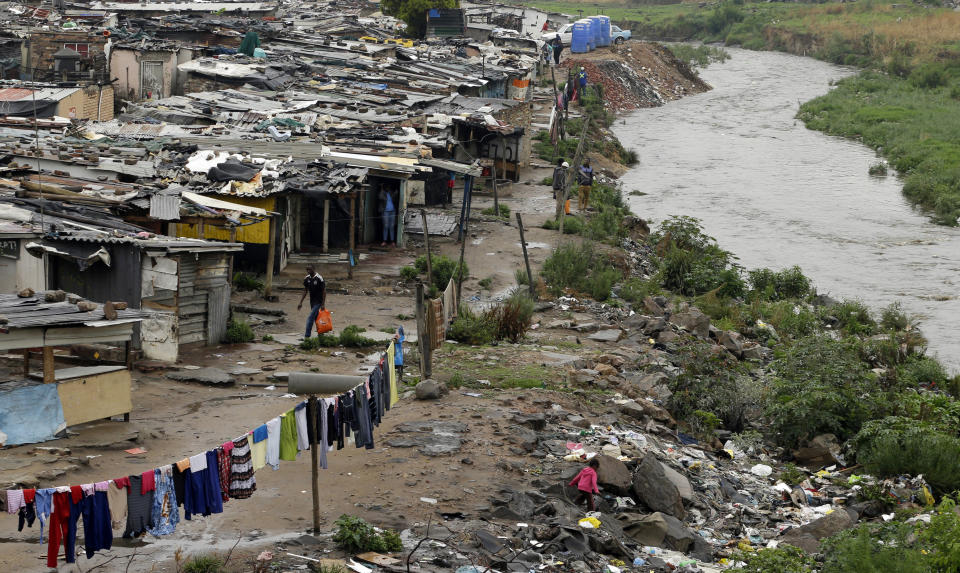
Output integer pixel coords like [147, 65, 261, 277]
[541, 24, 573, 45]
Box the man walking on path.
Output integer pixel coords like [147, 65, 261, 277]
[298, 266, 326, 338]
[577, 159, 594, 211]
[552, 36, 563, 65]
[552, 159, 568, 200]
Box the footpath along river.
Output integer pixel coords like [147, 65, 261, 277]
[615, 48, 960, 373]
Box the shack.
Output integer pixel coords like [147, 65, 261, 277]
[0, 293, 149, 446]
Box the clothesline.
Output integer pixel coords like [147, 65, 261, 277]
[3, 338, 403, 569]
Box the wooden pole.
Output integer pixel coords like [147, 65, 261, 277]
[308, 396, 321, 534]
[228, 227, 237, 282]
[415, 282, 430, 378]
[322, 199, 330, 254]
[42, 346, 55, 384]
[558, 118, 591, 235]
[491, 156, 499, 219]
[516, 213, 536, 299]
[263, 216, 276, 300]
[420, 209, 432, 288]
[455, 177, 471, 310]
[348, 194, 356, 279]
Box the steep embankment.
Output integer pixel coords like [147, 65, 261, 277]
[558, 42, 710, 112]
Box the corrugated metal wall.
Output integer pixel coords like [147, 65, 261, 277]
[144, 252, 232, 346]
[207, 284, 230, 344]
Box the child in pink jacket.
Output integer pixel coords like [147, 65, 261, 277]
[568, 458, 600, 511]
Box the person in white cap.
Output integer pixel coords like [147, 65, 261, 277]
[552, 158, 569, 199]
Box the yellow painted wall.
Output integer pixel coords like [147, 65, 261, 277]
[174, 196, 275, 244]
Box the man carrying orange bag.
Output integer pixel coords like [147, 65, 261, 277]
[297, 265, 326, 338]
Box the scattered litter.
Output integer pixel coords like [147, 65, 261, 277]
[124, 447, 147, 455]
[750, 464, 773, 477]
[420, 497, 438, 504]
[264, 385, 276, 390]
[578, 517, 601, 529]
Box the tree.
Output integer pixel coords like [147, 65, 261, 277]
[381, 0, 460, 39]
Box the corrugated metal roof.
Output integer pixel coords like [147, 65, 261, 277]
[0, 293, 150, 331]
[0, 87, 80, 102]
[149, 194, 181, 221]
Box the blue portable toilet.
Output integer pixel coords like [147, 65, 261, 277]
[570, 20, 590, 53]
[589, 16, 603, 47]
[580, 19, 595, 51]
[597, 15, 611, 47]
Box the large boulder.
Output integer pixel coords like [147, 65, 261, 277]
[414, 379, 447, 400]
[660, 463, 694, 502]
[781, 508, 857, 553]
[594, 455, 632, 496]
[669, 310, 710, 339]
[166, 367, 234, 385]
[643, 296, 666, 317]
[793, 433, 841, 468]
[617, 512, 668, 546]
[660, 513, 697, 553]
[632, 454, 686, 519]
[718, 331, 743, 356]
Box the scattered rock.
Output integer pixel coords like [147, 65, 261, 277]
[166, 367, 235, 386]
[617, 512, 668, 545]
[718, 331, 743, 355]
[669, 309, 710, 338]
[76, 300, 97, 312]
[643, 296, 666, 316]
[103, 301, 118, 321]
[513, 413, 546, 431]
[44, 290, 66, 303]
[660, 513, 697, 553]
[781, 508, 858, 552]
[632, 453, 686, 519]
[587, 329, 622, 343]
[594, 455, 632, 495]
[415, 379, 447, 400]
[18, 288, 35, 298]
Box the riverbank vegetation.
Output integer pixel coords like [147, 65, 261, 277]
[523, 0, 960, 224]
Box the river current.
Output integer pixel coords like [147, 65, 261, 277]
[615, 48, 960, 373]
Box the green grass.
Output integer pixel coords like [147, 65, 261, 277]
[798, 70, 960, 225]
[436, 354, 561, 390]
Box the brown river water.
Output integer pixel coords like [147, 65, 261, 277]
[616, 48, 960, 373]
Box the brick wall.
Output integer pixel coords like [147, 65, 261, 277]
[23, 30, 108, 81]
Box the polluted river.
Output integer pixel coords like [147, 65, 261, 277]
[615, 47, 960, 373]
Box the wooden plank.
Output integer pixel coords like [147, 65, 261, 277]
[42, 346, 55, 384]
[207, 284, 229, 345]
[56, 369, 132, 426]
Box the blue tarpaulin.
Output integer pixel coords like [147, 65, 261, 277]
[0, 383, 66, 445]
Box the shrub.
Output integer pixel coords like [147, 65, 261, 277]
[338, 325, 379, 347]
[541, 241, 623, 301]
[300, 334, 339, 349]
[481, 204, 510, 218]
[543, 215, 584, 234]
[820, 523, 927, 573]
[619, 277, 662, 305]
[490, 290, 534, 343]
[766, 336, 882, 447]
[182, 555, 224, 573]
[778, 463, 806, 486]
[400, 265, 418, 281]
[821, 300, 877, 336]
[653, 216, 744, 297]
[868, 162, 888, 176]
[748, 266, 812, 301]
[478, 276, 493, 290]
[880, 301, 912, 331]
[515, 268, 529, 285]
[899, 355, 949, 388]
[583, 205, 627, 243]
[759, 301, 818, 341]
[668, 341, 761, 432]
[332, 515, 403, 554]
[853, 417, 960, 494]
[233, 272, 264, 292]
[415, 254, 468, 291]
[730, 545, 814, 573]
[447, 305, 496, 345]
[910, 63, 949, 89]
[225, 318, 254, 343]
[921, 497, 960, 569]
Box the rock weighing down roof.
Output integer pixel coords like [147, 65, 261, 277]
[0, 292, 150, 331]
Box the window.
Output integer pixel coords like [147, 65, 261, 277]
[63, 43, 89, 56]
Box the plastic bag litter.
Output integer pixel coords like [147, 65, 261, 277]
[578, 517, 601, 529]
[750, 464, 773, 477]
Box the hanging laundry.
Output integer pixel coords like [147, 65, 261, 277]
[294, 402, 310, 451]
[46, 487, 82, 568]
[279, 410, 298, 462]
[80, 488, 112, 557]
[6, 489, 25, 514]
[228, 436, 256, 499]
[146, 467, 179, 536]
[35, 488, 54, 541]
[105, 481, 127, 532]
[141, 470, 156, 494]
[172, 465, 188, 509]
[216, 448, 231, 502]
[265, 417, 281, 470]
[17, 501, 35, 532]
[123, 475, 154, 538]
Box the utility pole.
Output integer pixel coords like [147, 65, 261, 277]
[516, 213, 536, 299]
